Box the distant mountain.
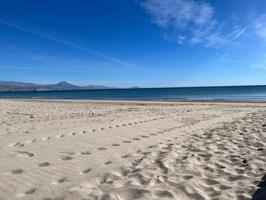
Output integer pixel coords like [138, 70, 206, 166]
[0, 81, 114, 92]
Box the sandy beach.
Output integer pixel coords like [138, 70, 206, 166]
[0, 99, 265, 200]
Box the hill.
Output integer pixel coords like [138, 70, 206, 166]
[0, 81, 113, 92]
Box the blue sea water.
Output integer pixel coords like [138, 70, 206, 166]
[1, 85, 266, 101]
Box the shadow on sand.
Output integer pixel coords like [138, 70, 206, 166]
[252, 174, 266, 200]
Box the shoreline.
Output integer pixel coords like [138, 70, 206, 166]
[1, 97, 266, 104]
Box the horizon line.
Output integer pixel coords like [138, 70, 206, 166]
[0, 80, 266, 89]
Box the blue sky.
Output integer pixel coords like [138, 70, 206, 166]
[1, 0, 266, 87]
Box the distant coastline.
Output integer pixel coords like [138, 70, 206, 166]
[0, 81, 114, 92]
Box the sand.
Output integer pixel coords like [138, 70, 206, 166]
[0, 99, 265, 200]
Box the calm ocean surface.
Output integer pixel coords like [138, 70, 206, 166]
[1, 86, 266, 101]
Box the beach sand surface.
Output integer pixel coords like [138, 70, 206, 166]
[0, 99, 265, 200]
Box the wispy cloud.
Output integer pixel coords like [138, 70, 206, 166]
[230, 15, 266, 43]
[253, 15, 266, 41]
[142, 0, 266, 48]
[0, 65, 101, 72]
[231, 24, 251, 41]
[235, 59, 266, 70]
[142, 0, 214, 29]
[0, 20, 140, 69]
[218, 56, 266, 70]
[142, 0, 229, 47]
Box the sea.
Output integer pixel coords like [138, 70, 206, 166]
[1, 85, 266, 101]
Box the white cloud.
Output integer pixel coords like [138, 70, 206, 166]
[142, 0, 214, 28]
[142, 0, 229, 47]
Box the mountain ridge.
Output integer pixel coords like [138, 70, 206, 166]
[0, 81, 114, 92]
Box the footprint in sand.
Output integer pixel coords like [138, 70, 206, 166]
[80, 151, 91, 155]
[9, 142, 24, 147]
[155, 190, 174, 199]
[11, 168, 24, 175]
[105, 161, 112, 165]
[56, 134, 64, 138]
[122, 154, 129, 158]
[141, 135, 149, 138]
[16, 150, 34, 157]
[25, 188, 36, 195]
[42, 136, 51, 141]
[51, 177, 67, 185]
[57, 177, 67, 183]
[80, 168, 91, 174]
[26, 139, 36, 144]
[61, 156, 73, 161]
[16, 188, 36, 197]
[183, 175, 194, 180]
[98, 147, 107, 151]
[38, 162, 50, 167]
[15, 188, 36, 197]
